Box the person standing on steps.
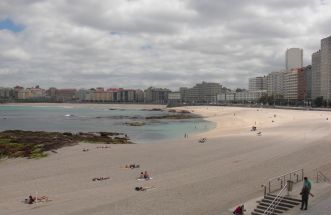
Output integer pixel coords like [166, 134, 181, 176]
[300, 177, 312, 210]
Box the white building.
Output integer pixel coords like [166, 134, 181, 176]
[311, 51, 321, 99]
[217, 92, 235, 103]
[285, 48, 303, 71]
[168, 92, 182, 104]
[235, 90, 267, 102]
[283, 70, 299, 100]
[320, 36, 331, 102]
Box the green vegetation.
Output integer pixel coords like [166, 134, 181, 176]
[0, 130, 133, 159]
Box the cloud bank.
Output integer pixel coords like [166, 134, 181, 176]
[0, 0, 330, 90]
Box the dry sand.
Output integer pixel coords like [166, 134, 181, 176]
[1, 106, 331, 215]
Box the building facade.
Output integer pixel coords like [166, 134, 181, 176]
[267, 71, 284, 96]
[283, 70, 299, 100]
[181, 82, 222, 104]
[320, 36, 331, 102]
[249, 76, 267, 91]
[0, 87, 14, 100]
[286, 48, 303, 71]
[311, 51, 321, 99]
[144, 87, 171, 104]
[168, 92, 182, 104]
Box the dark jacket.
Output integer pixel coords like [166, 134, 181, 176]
[300, 186, 310, 200]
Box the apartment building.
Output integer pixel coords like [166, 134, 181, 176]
[320, 36, 331, 101]
[144, 87, 171, 104]
[181, 82, 222, 104]
[286, 48, 303, 71]
[248, 76, 267, 91]
[267, 71, 285, 96]
[0, 87, 14, 99]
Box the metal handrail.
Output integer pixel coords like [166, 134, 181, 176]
[263, 184, 288, 215]
[317, 170, 330, 183]
[267, 169, 304, 193]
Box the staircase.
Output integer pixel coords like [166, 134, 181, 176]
[251, 194, 301, 215]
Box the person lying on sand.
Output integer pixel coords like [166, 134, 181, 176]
[25, 195, 49, 204]
[135, 186, 155, 191]
[92, 177, 110, 181]
[82, 148, 89, 152]
[124, 164, 140, 169]
[257, 131, 262, 136]
[96, 146, 110, 149]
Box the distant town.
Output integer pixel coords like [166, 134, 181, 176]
[1, 35, 331, 107]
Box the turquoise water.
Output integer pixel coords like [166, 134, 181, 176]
[0, 105, 216, 143]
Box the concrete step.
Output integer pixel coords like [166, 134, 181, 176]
[251, 212, 263, 215]
[259, 202, 289, 211]
[263, 195, 301, 206]
[267, 194, 301, 203]
[254, 208, 282, 215]
[261, 199, 296, 209]
[257, 204, 283, 213]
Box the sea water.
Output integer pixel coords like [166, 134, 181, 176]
[0, 105, 215, 143]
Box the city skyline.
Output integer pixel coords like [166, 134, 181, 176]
[1, 0, 331, 90]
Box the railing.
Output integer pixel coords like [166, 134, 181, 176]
[263, 183, 288, 215]
[316, 170, 330, 183]
[265, 169, 304, 194]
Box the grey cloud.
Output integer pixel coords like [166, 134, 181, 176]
[0, 0, 330, 90]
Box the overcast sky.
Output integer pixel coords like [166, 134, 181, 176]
[0, 0, 330, 90]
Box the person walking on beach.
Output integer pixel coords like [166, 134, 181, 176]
[300, 177, 312, 210]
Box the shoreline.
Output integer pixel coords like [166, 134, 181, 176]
[0, 103, 215, 145]
[1, 106, 331, 215]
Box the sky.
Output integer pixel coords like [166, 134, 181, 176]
[0, 0, 331, 90]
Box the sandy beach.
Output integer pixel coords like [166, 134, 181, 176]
[1, 106, 331, 215]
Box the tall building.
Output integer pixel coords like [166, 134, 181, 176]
[267, 71, 284, 96]
[320, 36, 331, 102]
[311, 51, 321, 99]
[248, 76, 267, 91]
[285, 48, 303, 71]
[300, 65, 312, 101]
[283, 70, 299, 100]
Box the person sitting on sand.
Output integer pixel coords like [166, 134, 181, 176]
[138, 172, 145, 179]
[233, 204, 245, 215]
[144, 171, 150, 180]
[25, 195, 35, 204]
